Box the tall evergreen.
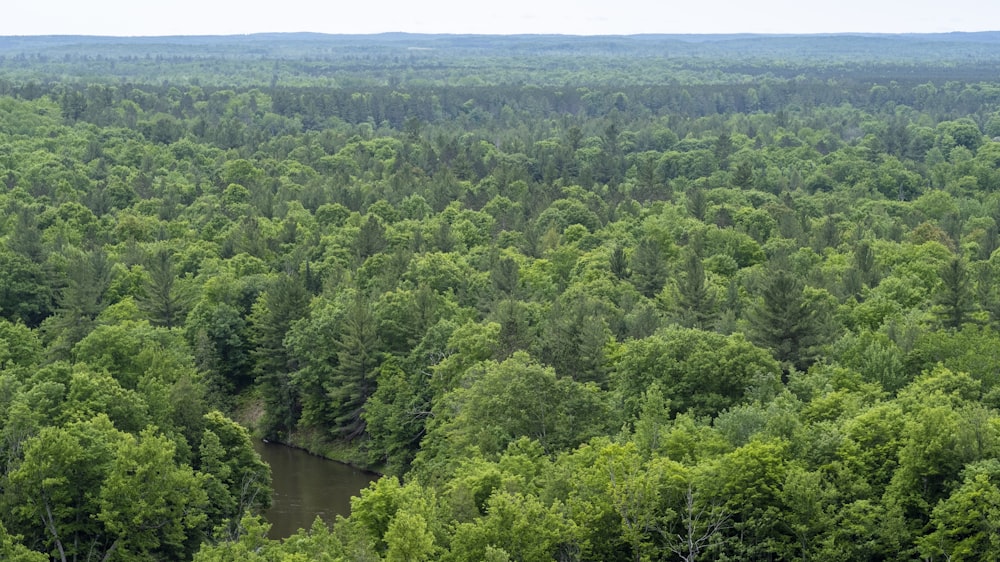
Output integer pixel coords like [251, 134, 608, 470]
[686, 185, 707, 221]
[137, 247, 192, 329]
[250, 273, 310, 439]
[854, 239, 879, 287]
[610, 245, 630, 280]
[936, 256, 976, 330]
[328, 292, 382, 440]
[46, 249, 112, 359]
[356, 215, 387, 260]
[493, 298, 533, 360]
[490, 255, 520, 297]
[674, 251, 718, 330]
[748, 269, 826, 372]
[631, 236, 668, 298]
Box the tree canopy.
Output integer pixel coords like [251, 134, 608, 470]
[4, 31, 1000, 561]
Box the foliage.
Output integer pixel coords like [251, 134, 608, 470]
[4, 32, 1000, 560]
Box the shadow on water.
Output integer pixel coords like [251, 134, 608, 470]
[252, 440, 379, 539]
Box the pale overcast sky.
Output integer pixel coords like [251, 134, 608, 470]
[3, 0, 998, 36]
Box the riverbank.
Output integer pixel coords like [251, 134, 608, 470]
[232, 394, 385, 475]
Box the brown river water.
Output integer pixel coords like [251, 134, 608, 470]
[252, 440, 379, 539]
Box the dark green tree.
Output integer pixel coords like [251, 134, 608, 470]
[356, 215, 388, 260]
[673, 251, 718, 330]
[137, 247, 193, 329]
[631, 237, 668, 298]
[492, 299, 534, 361]
[44, 249, 113, 359]
[0, 250, 51, 328]
[250, 274, 310, 439]
[610, 245, 630, 280]
[8, 205, 44, 264]
[733, 160, 753, 189]
[490, 256, 520, 298]
[936, 257, 976, 330]
[849, 239, 880, 297]
[686, 185, 707, 221]
[748, 269, 828, 372]
[328, 292, 382, 440]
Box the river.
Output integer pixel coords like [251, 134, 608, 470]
[252, 441, 379, 539]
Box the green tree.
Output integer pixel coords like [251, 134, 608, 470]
[137, 246, 194, 329]
[199, 411, 272, 536]
[686, 185, 707, 221]
[250, 273, 310, 439]
[446, 491, 576, 562]
[936, 256, 976, 330]
[631, 236, 668, 298]
[0, 318, 43, 371]
[0, 249, 51, 328]
[44, 249, 113, 360]
[7, 415, 123, 562]
[490, 255, 521, 298]
[328, 292, 382, 440]
[356, 215, 388, 260]
[699, 439, 793, 560]
[420, 352, 611, 463]
[98, 429, 209, 560]
[364, 360, 433, 474]
[610, 328, 780, 420]
[919, 459, 1000, 562]
[610, 245, 630, 280]
[672, 251, 718, 329]
[0, 520, 47, 562]
[186, 282, 254, 396]
[384, 510, 436, 562]
[748, 269, 829, 372]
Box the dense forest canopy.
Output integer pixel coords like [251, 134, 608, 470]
[3, 33, 1000, 561]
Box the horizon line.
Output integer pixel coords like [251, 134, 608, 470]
[2, 30, 999, 39]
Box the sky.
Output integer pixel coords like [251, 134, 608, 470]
[3, 0, 999, 36]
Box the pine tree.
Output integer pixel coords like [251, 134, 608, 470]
[631, 236, 668, 298]
[328, 292, 382, 440]
[491, 255, 520, 297]
[251, 273, 310, 439]
[610, 245, 630, 280]
[733, 160, 753, 189]
[9, 205, 43, 264]
[686, 185, 707, 221]
[936, 256, 976, 330]
[749, 269, 826, 372]
[674, 252, 718, 329]
[47, 249, 112, 359]
[356, 215, 387, 260]
[854, 240, 876, 281]
[494, 298, 532, 360]
[137, 247, 192, 329]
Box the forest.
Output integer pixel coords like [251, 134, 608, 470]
[2, 32, 1000, 561]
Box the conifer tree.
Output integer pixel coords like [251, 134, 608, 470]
[356, 215, 387, 260]
[250, 273, 310, 439]
[328, 292, 382, 440]
[610, 245, 630, 280]
[137, 247, 192, 329]
[490, 256, 520, 297]
[46, 249, 112, 359]
[674, 251, 718, 330]
[936, 256, 976, 330]
[686, 185, 707, 221]
[748, 269, 826, 372]
[631, 237, 668, 298]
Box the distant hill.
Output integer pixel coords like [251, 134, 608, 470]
[1, 31, 1000, 61]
